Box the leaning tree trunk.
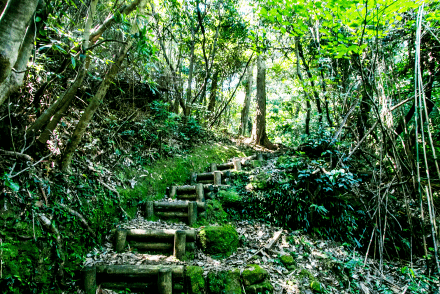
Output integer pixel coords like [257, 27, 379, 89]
[60, 41, 134, 171]
[27, 0, 97, 137]
[0, 17, 35, 105]
[0, 0, 38, 88]
[251, 54, 275, 149]
[239, 61, 254, 136]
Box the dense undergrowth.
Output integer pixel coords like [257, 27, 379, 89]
[228, 130, 437, 271]
[0, 101, 247, 293]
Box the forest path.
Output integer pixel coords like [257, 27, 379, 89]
[81, 152, 278, 294]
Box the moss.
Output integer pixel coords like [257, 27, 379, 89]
[198, 225, 239, 258]
[118, 143, 246, 200]
[245, 280, 274, 294]
[225, 269, 242, 294]
[218, 189, 241, 207]
[187, 266, 205, 294]
[198, 199, 229, 225]
[280, 254, 296, 270]
[208, 269, 242, 294]
[242, 264, 268, 286]
[299, 269, 322, 293]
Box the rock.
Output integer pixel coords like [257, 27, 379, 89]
[245, 280, 274, 294]
[208, 269, 242, 294]
[280, 254, 296, 270]
[198, 225, 239, 258]
[242, 264, 268, 286]
[186, 266, 205, 294]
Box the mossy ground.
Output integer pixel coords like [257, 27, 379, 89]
[118, 143, 247, 202]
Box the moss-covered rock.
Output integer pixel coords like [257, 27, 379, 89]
[187, 266, 205, 294]
[245, 280, 274, 294]
[280, 254, 296, 270]
[208, 269, 242, 294]
[198, 225, 239, 258]
[242, 264, 268, 286]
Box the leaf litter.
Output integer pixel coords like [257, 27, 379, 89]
[83, 217, 435, 293]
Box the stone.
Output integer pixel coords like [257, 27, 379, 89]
[242, 264, 268, 286]
[208, 269, 242, 294]
[245, 280, 274, 294]
[187, 266, 205, 294]
[198, 225, 239, 258]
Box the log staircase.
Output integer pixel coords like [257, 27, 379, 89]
[83, 153, 266, 294]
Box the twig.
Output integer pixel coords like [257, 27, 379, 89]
[58, 203, 96, 237]
[0, 149, 33, 161]
[9, 153, 52, 178]
[246, 230, 283, 261]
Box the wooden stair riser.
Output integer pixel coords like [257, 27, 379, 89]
[84, 265, 185, 294]
[114, 229, 191, 259]
[168, 183, 205, 202]
[191, 170, 231, 185]
[145, 201, 200, 226]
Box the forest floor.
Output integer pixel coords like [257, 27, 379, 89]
[82, 151, 438, 294]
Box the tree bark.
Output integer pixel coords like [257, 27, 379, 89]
[207, 70, 219, 113]
[60, 39, 133, 171]
[239, 61, 254, 136]
[297, 39, 323, 124]
[0, 0, 38, 86]
[251, 53, 275, 149]
[0, 16, 35, 105]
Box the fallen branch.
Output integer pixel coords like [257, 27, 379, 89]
[246, 230, 283, 261]
[0, 149, 33, 161]
[58, 203, 96, 237]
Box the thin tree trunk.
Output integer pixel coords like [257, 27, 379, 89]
[239, 61, 254, 136]
[27, 0, 97, 136]
[0, 0, 38, 86]
[207, 70, 219, 113]
[60, 36, 137, 171]
[295, 37, 311, 135]
[297, 39, 323, 125]
[251, 53, 275, 149]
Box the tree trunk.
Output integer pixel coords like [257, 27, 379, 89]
[207, 70, 219, 113]
[239, 61, 254, 136]
[297, 39, 323, 125]
[0, 16, 35, 105]
[0, 0, 38, 86]
[251, 54, 275, 149]
[60, 41, 133, 171]
[27, 0, 97, 136]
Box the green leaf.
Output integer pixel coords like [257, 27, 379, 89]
[35, 16, 42, 22]
[71, 56, 76, 69]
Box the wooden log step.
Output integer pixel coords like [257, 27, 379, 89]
[217, 162, 234, 170]
[96, 265, 185, 278]
[196, 171, 215, 180]
[175, 193, 197, 200]
[130, 241, 195, 251]
[100, 282, 184, 292]
[155, 211, 188, 218]
[175, 185, 196, 193]
[126, 229, 196, 241]
[153, 201, 206, 211]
